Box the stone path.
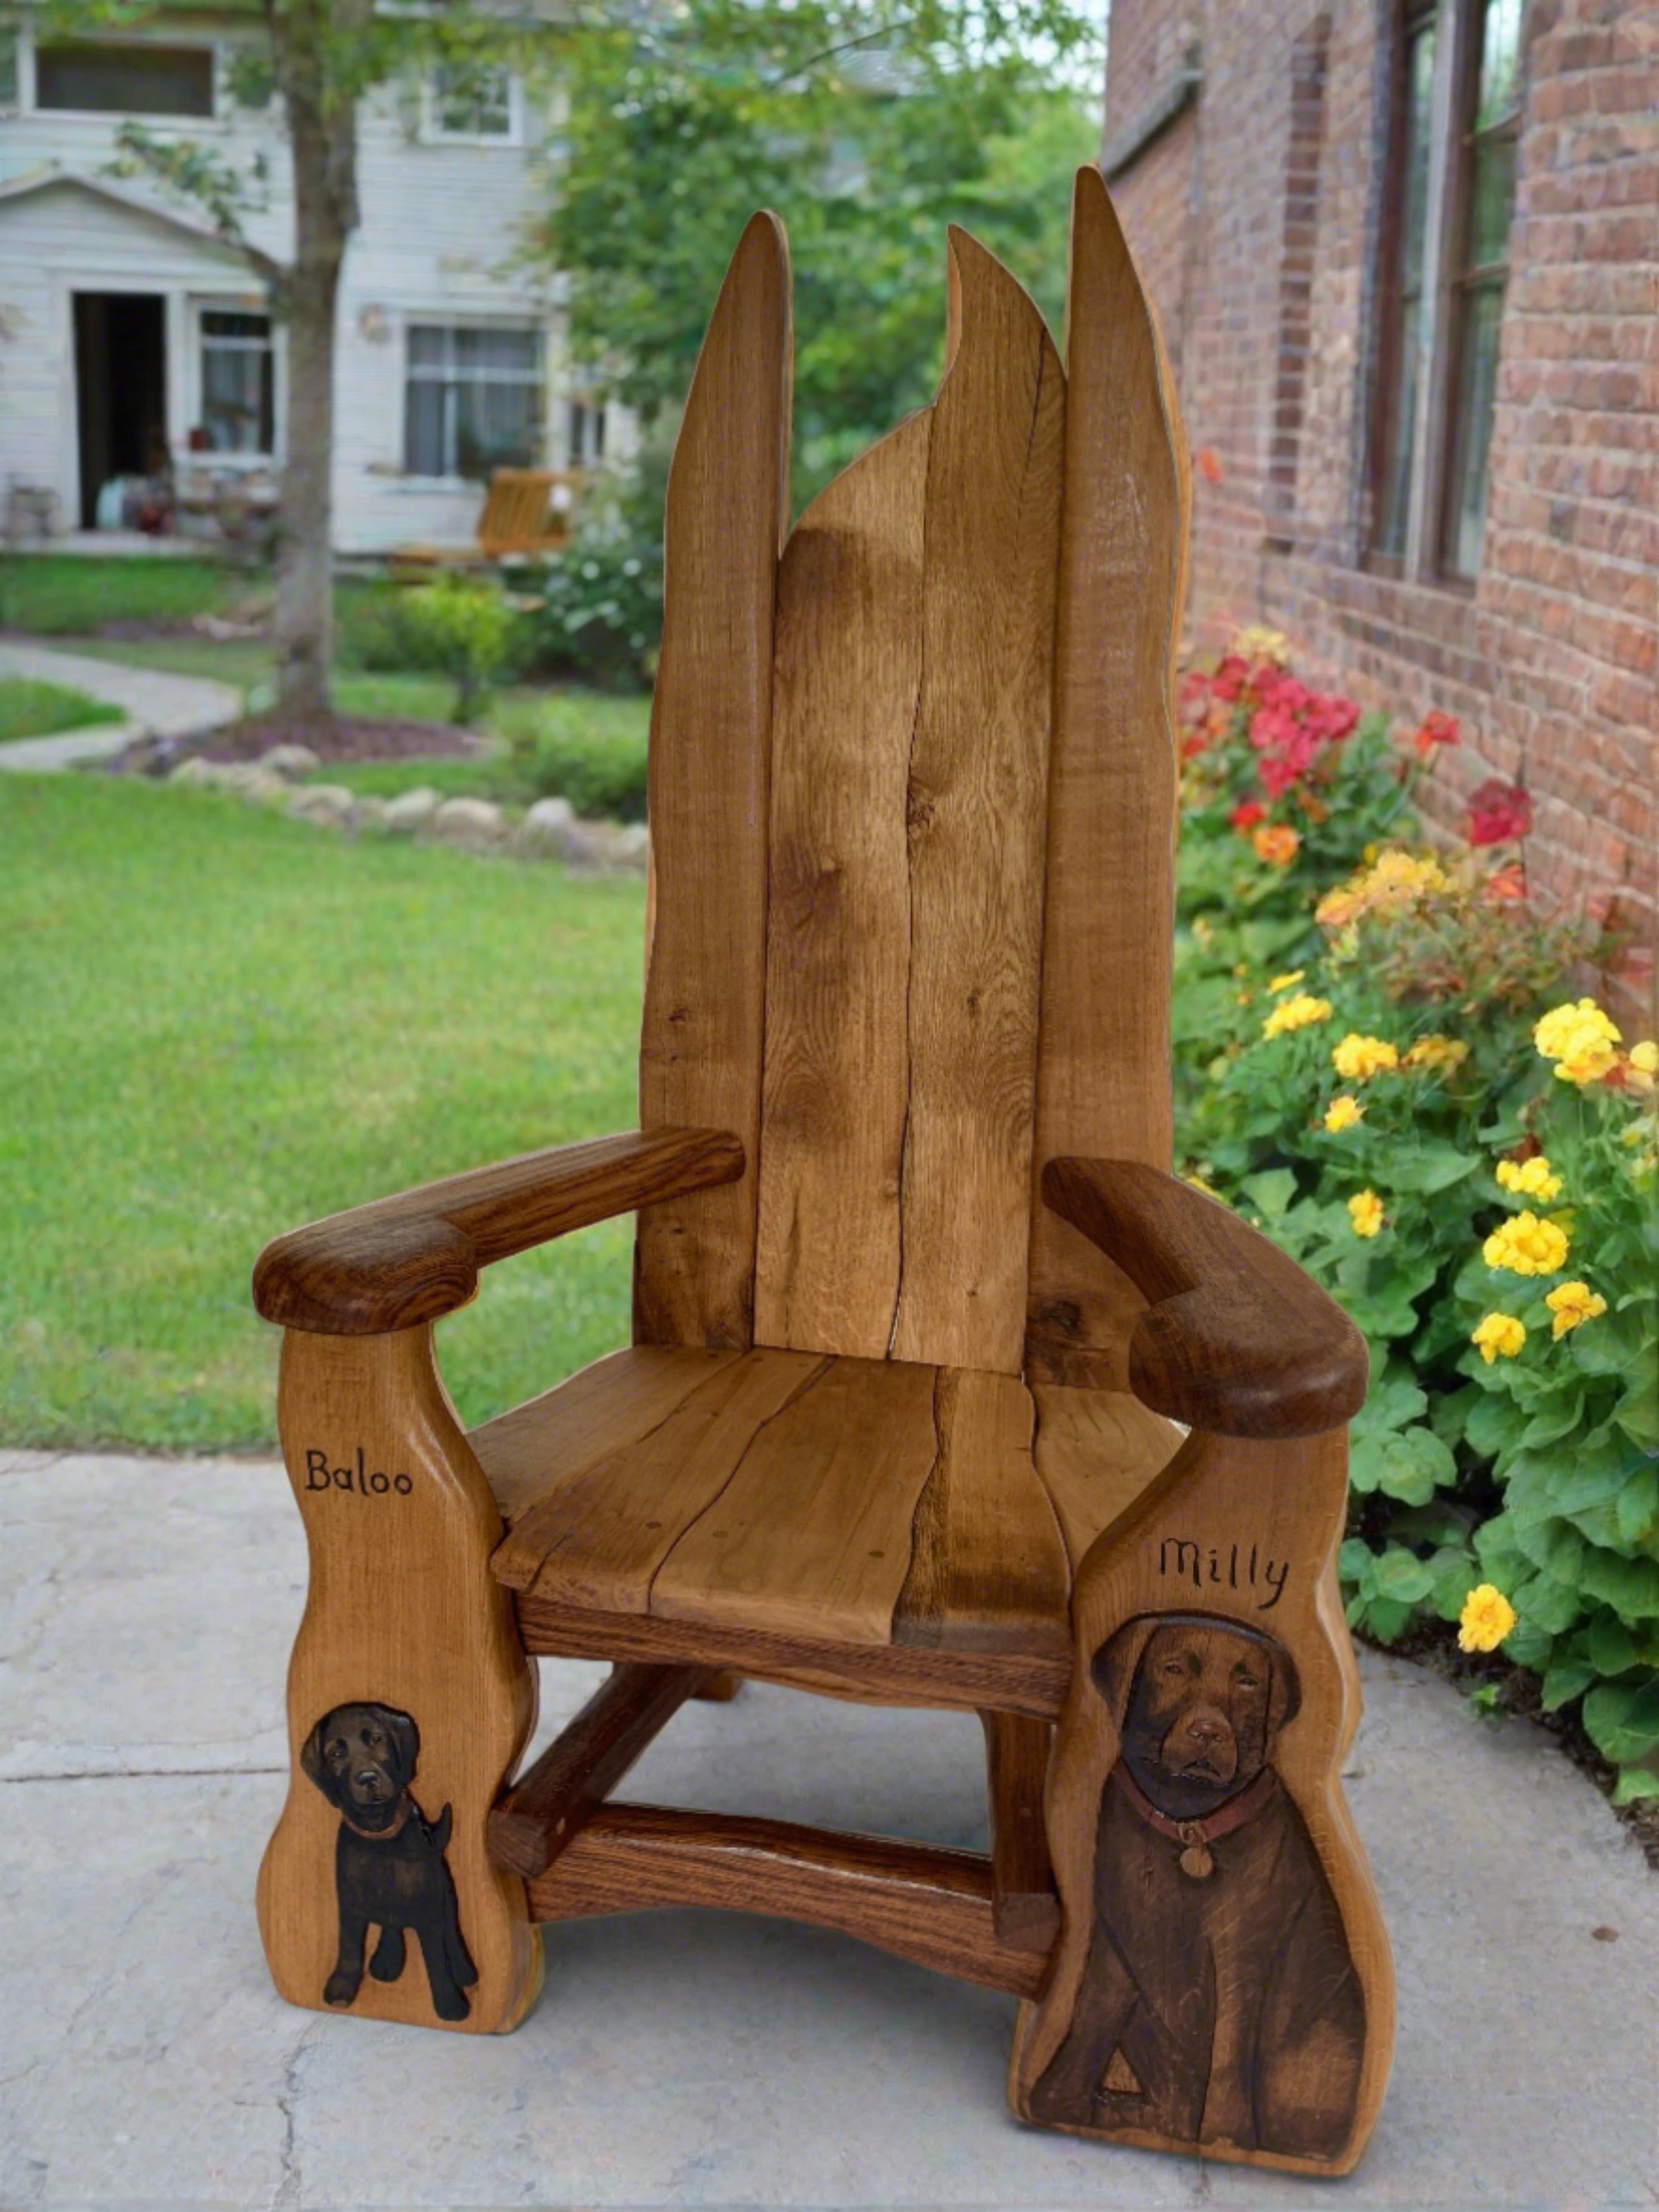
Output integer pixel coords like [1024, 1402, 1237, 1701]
[0, 638, 241, 768]
[1, 1444, 1654, 2210]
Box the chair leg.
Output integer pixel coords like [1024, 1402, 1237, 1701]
[257, 1324, 543, 2035]
[1011, 1426, 1393, 2176]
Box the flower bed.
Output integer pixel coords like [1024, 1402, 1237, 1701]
[1175, 631, 1659, 1809]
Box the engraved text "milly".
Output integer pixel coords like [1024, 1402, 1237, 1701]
[1159, 1537, 1288, 1611]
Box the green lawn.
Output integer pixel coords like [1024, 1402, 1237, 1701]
[0, 775, 647, 1452]
[0, 678, 126, 744]
[0, 553, 243, 635]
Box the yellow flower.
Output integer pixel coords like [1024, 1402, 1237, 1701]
[1324, 1094, 1364, 1132]
[1458, 1584, 1517, 1655]
[1534, 997, 1622, 1086]
[1544, 1279, 1608, 1340]
[1404, 1034, 1470, 1075]
[1268, 970, 1306, 995]
[1347, 1189, 1384, 1238]
[1231, 624, 1292, 666]
[1332, 1032, 1401, 1082]
[1471, 1312, 1526, 1365]
[1627, 1040, 1658, 1094]
[1262, 992, 1334, 1040]
[1316, 849, 1448, 933]
[1482, 1211, 1571, 1277]
[1496, 1155, 1564, 1203]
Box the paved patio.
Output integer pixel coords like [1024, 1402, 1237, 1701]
[0, 639, 241, 768]
[2, 1443, 1654, 2211]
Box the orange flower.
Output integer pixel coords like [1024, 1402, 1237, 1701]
[1252, 823, 1301, 866]
[1196, 447, 1224, 484]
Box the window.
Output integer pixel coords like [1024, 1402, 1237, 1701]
[35, 41, 214, 117]
[426, 63, 515, 140]
[200, 312, 274, 454]
[1368, 0, 1523, 580]
[568, 397, 606, 467]
[404, 325, 543, 480]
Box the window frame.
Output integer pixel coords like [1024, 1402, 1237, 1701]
[1364, 0, 1524, 588]
[420, 63, 522, 146]
[27, 31, 219, 122]
[191, 300, 279, 462]
[400, 318, 546, 485]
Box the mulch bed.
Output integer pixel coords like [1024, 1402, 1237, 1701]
[109, 712, 489, 777]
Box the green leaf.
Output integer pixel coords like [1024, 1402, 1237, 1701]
[1586, 1615, 1640, 1675]
[1583, 1675, 1659, 1765]
[1579, 1549, 1659, 1621]
[1361, 1596, 1415, 1643]
[1352, 1423, 1455, 1506]
[1385, 1141, 1481, 1195]
[1616, 1465, 1659, 1548]
[1338, 1537, 1376, 1585]
[1612, 1765, 1659, 1807]
[1541, 1654, 1597, 1711]
[1370, 1548, 1434, 1604]
[1615, 1374, 1659, 1451]
[1514, 1572, 1581, 1638]
[1463, 1390, 1518, 1460]
[1239, 1167, 1297, 1221]
[1503, 1615, 1557, 1671]
[1514, 1516, 1585, 1585]
[1351, 1368, 1429, 1437]
[1520, 1391, 1585, 1449]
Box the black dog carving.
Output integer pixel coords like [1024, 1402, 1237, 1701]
[300, 1701, 478, 2022]
[1031, 1613, 1364, 2160]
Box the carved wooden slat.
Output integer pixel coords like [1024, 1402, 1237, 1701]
[527, 1803, 1046, 2000]
[650, 1355, 939, 1644]
[753, 414, 930, 1358]
[257, 1326, 541, 2035]
[890, 230, 1065, 1373]
[892, 1367, 1070, 1660]
[636, 212, 792, 1352]
[516, 1592, 1071, 1719]
[1030, 1381, 1183, 1572]
[1009, 1426, 1393, 2176]
[488, 1662, 712, 1879]
[1026, 166, 1191, 1391]
[494, 1348, 828, 1615]
[472, 1345, 738, 1525]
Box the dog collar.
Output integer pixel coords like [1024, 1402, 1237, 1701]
[1110, 1761, 1279, 1878]
[338, 1795, 411, 1843]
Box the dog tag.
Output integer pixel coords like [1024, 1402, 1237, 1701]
[1177, 1824, 1214, 1879]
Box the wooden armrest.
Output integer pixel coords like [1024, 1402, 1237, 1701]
[1040, 1158, 1368, 1439]
[253, 1127, 744, 1337]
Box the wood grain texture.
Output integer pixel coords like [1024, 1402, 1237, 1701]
[515, 1594, 1073, 1720]
[893, 1367, 1070, 1657]
[636, 211, 792, 1352]
[527, 1802, 1046, 1999]
[257, 1325, 541, 2034]
[488, 1662, 710, 1879]
[890, 229, 1065, 1374]
[495, 1348, 828, 1616]
[1009, 1426, 1393, 2175]
[253, 1128, 743, 1338]
[1026, 166, 1191, 1391]
[1042, 1158, 1369, 1439]
[650, 1355, 940, 1643]
[1030, 1381, 1184, 1572]
[980, 1710, 1060, 1953]
[471, 1345, 738, 1525]
[753, 414, 930, 1358]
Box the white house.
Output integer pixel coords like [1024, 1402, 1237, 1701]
[0, 9, 615, 551]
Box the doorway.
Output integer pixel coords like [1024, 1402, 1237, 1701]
[73, 293, 167, 528]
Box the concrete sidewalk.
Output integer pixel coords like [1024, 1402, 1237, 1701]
[0, 639, 241, 768]
[1, 1444, 1654, 2211]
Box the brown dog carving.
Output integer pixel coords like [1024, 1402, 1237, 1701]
[300, 1701, 478, 2022]
[1030, 1613, 1363, 2160]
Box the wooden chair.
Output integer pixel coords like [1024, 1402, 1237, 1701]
[391, 464, 580, 571]
[253, 170, 1392, 2179]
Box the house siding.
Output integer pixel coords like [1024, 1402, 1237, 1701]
[1103, 0, 1659, 1009]
[0, 22, 600, 552]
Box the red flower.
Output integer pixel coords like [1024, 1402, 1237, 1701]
[1196, 448, 1224, 484]
[1230, 800, 1266, 833]
[1207, 653, 1251, 703]
[1414, 709, 1461, 757]
[1466, 779, 1533, 847]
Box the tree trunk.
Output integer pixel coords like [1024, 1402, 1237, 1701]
[272, 2, 358, 723]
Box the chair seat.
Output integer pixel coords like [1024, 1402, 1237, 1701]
[472, 1347, 1178, 1664]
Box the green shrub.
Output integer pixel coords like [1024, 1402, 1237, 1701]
[1174, 628, 1659, 1804]
[495, 690, 652, 819]
[518, 463, 664, 691]
[388, 573, 523, 723]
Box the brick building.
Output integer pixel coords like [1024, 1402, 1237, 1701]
[1102, 0, 1657, 1005]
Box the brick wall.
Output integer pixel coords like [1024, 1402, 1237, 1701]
[1104, 0, 1658, 1014]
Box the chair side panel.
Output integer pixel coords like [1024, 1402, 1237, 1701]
[1026, 169, 1191, 1390]
[635, 213, 792, 1350]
